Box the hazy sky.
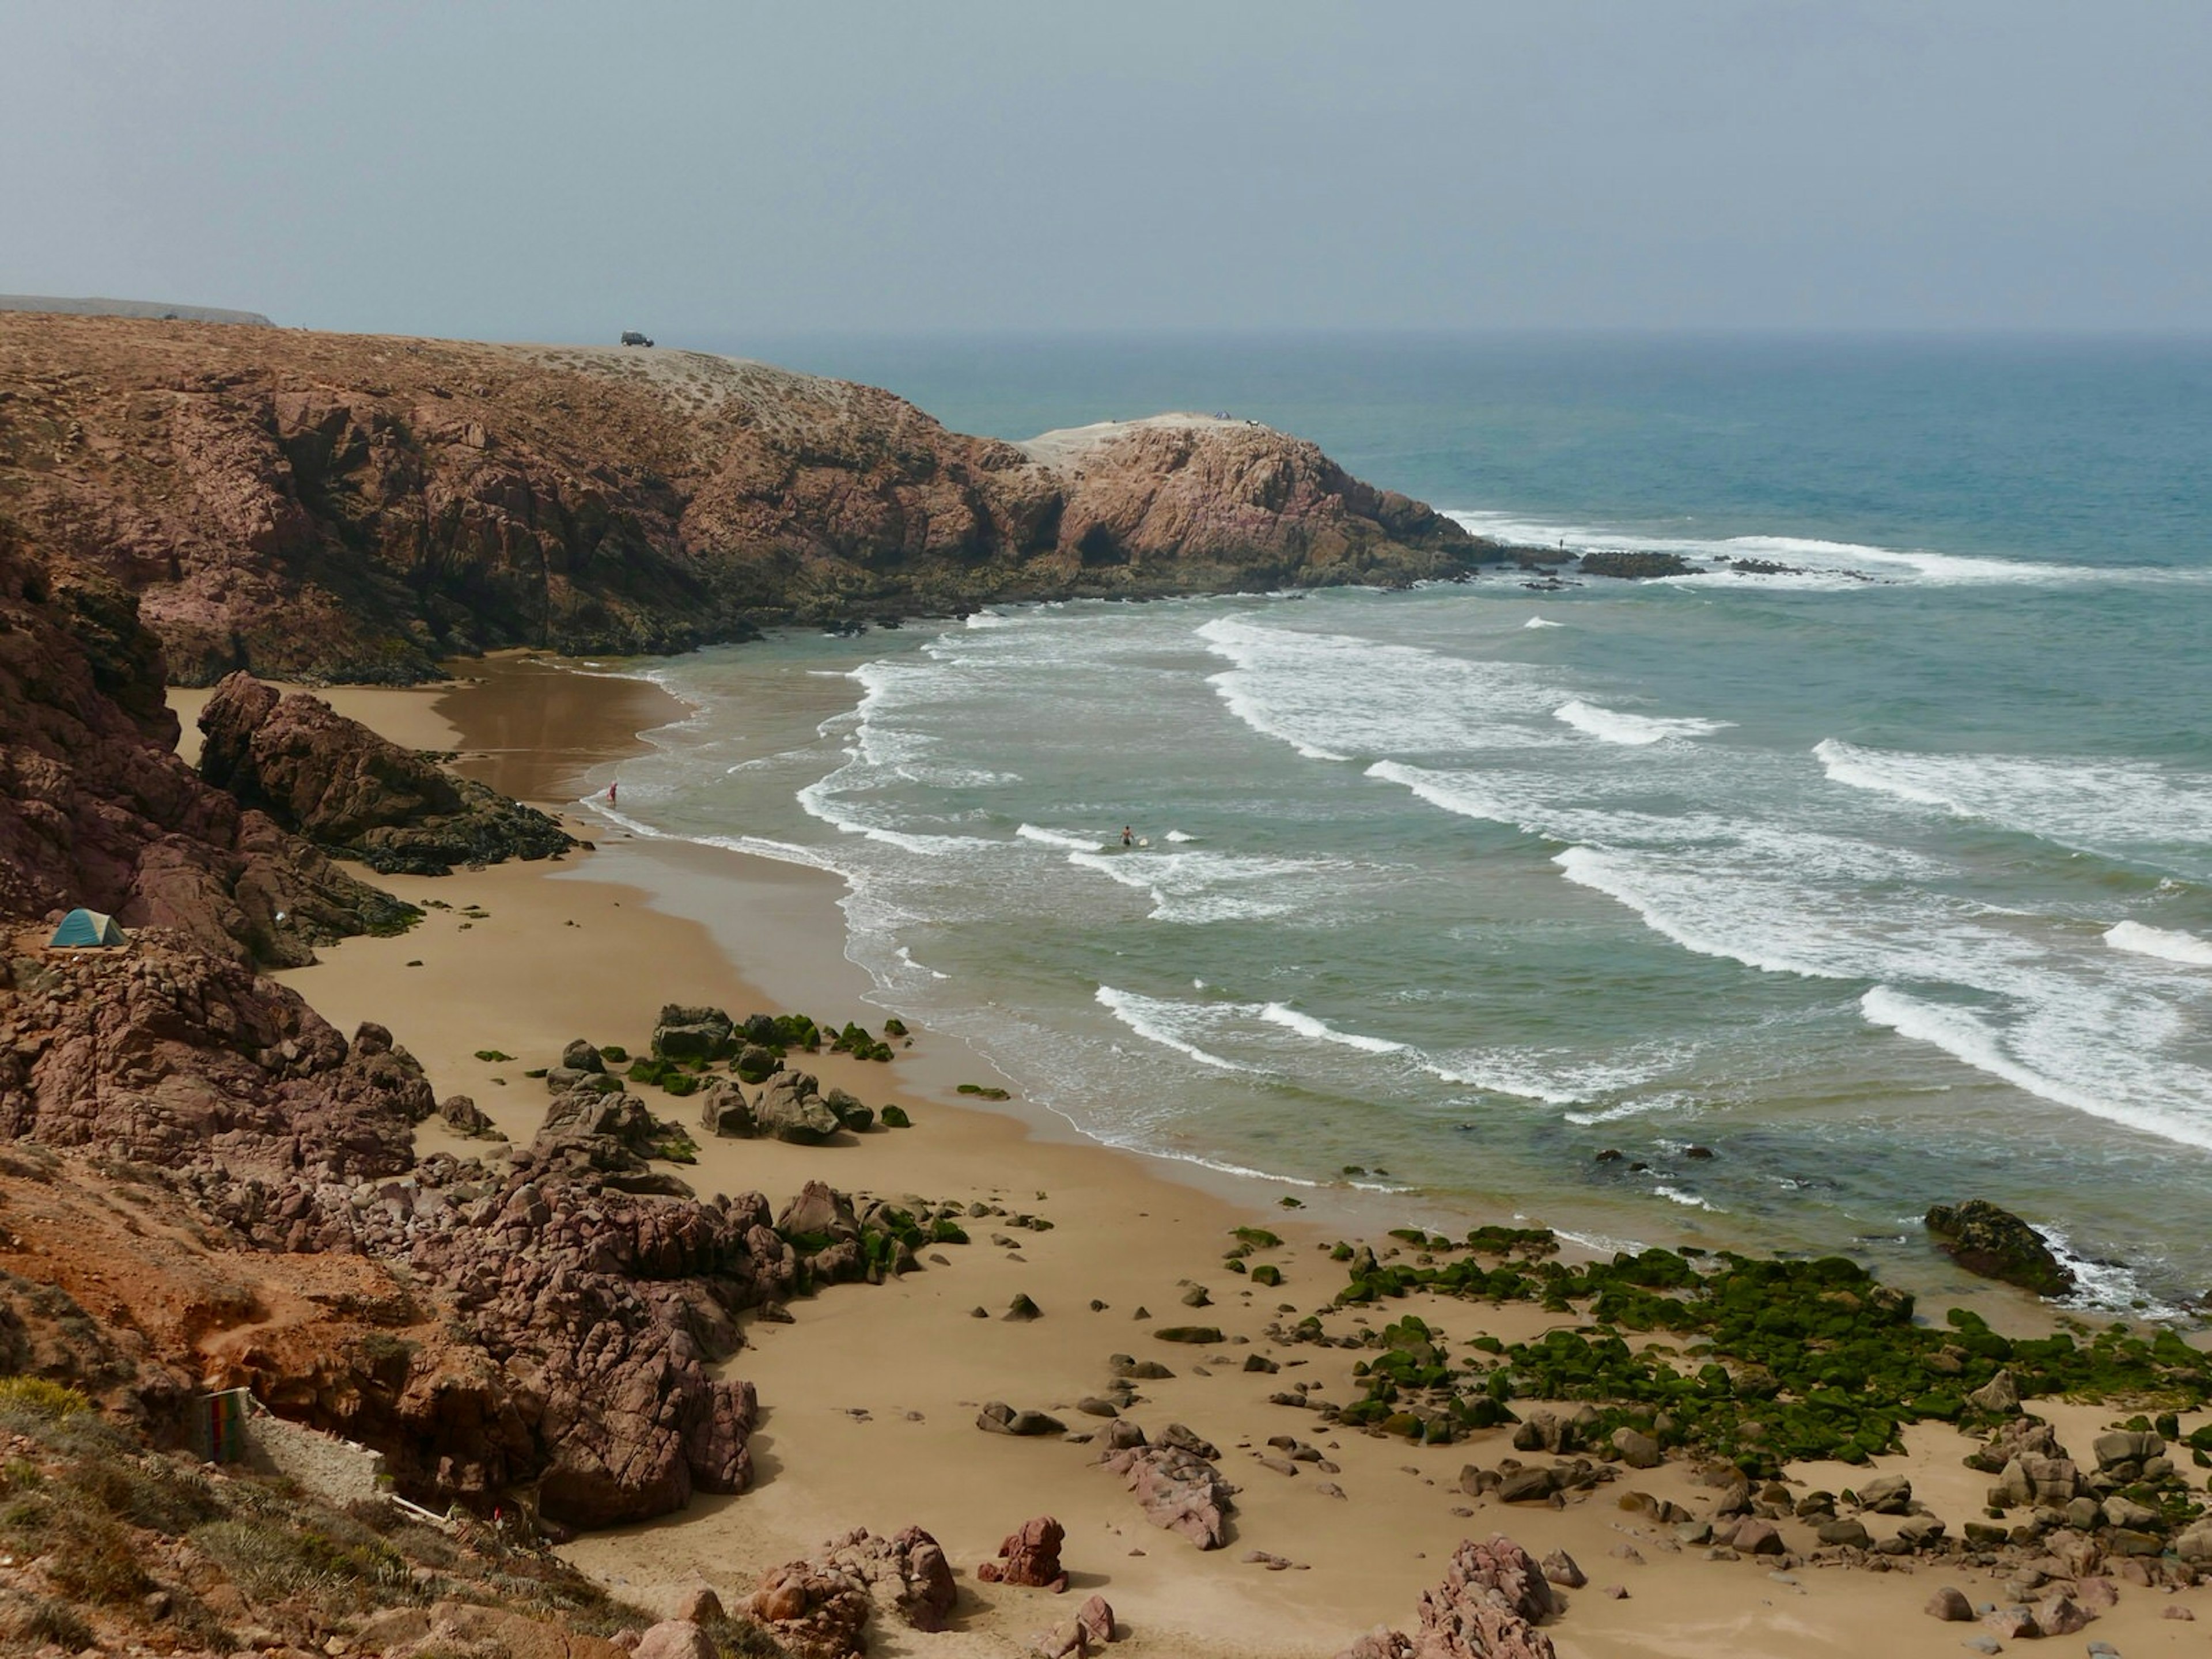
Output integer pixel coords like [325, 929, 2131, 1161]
[3, 1, 2207, 338]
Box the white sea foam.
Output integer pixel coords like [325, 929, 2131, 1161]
[1816, 740, 2212, 870]
[1365, 760, 1529, 833]
[1448, 509, 2206, 591]
[1016, 823, 1105, 853]
[1069, 847, 1359, 925]
[1164, 830, 1198, 843]
[1094, 986, 1256, 1071]
[1257, 1003, 1407, 1055]
[582, 800, 846, 874]
[1554, 698, 1732, 746]
[1860, 985, 2212, 1154]
[1197, 613, 1558, 760]
[2038, 1228, 2193, 1319]
[1562, 1096, 1683, 1126]
[1554, 846, 1843, 979]
[1522, 616, 1565, 629]
[1652, 1185, 1720, 1211]
[2104, 921, 2212, 967]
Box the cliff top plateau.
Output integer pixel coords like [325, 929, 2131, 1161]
[0, 315, 1495, 684]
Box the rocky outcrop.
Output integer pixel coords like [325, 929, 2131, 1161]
[745, 1527, 957, 1659]
[1024, 415, 1480, 591]
[1578, 550, 1695, 579]
[1097, 1419, 1236, 1549]
[1337, 1535, 1560, 1659]
[0, 933, 431, 1179]
[0, 530, 415, 966]
[196, 671, 572, 873]
[0, 921, 795, 1527]
[1925, 1199, 2076, 1297]
[975, 1516, 1068, 1591]
[0, 316, 1498, 684]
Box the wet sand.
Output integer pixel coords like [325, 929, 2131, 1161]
[225, 661, 2210, 1659]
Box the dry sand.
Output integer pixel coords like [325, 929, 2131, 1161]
[225, 663, 2209, 1659]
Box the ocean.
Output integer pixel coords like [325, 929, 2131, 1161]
[597, 334, 2212, 1312]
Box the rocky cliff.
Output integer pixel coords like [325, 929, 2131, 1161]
[0, 314, 1495, 683]
[196, 671, 574, 874]
[0, 525, 414, 966]
[0, 932, 778, 1527]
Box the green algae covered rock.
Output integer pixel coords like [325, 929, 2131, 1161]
[1925, 1199, 2076, 1298]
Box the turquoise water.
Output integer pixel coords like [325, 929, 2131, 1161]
[607, 335, 2212, 1308]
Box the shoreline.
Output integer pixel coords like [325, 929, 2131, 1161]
[230, 657, 2211, 1658]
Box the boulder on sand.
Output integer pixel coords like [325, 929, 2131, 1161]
[975, 1516, 1068, 1592]
[439, 1093, 496, 1135]
[653, 1004, 736, 1063]
[755, 1071, 841, 1143]
[697, 1079, 756, 1138]
[822, 1085, 874, 1132]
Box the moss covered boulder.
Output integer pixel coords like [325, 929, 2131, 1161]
[1925, 1200, 2075, 1298]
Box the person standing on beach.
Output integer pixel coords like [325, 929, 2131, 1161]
[608, 781, 618, 807]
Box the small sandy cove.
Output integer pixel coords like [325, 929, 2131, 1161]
[184, 658, 2207, 1659]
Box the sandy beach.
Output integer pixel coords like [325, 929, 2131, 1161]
[223, 657, 2211, 1659]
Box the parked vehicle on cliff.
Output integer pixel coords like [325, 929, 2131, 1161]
[620, 329, 653, 346]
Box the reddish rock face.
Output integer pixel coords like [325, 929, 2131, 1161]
[0, 935, 428, 1180]
[0, 533, 412, 965]
[196, 671, 572, 873]
[743, 1527, 955, 1659]
[0, 928, 790, 1527]
[1337, 1535, 1561, 1659]
[975, 1515, 1069, 1592]
[0, 316, 1497, 684]
[1099, 1425, 1236, 1550]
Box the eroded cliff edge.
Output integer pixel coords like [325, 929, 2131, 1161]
[0, 315, 1494, 683]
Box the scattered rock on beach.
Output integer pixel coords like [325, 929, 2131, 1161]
[978, 1401, 1069, 1437]
[1925, 1586, 1974, 1621]
[1611, 1427, 1662, 1469]
[1540, 1550, 1586, 1589]
[653, 1003, 737, 1063]
[976, 1515, 1068, 1591]
[755, 1071, 842, 1143]
[1077, 1597, 1117, 1645]
[1099, 1422, 1237, 1550]
[697, 1078, 757, 1137]
[439, 1092, 496, 1135]
[823, 1085, 874, 1132]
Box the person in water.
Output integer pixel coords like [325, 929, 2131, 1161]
[608, 782, 618, 806]
[1122, 825, 1133, 847]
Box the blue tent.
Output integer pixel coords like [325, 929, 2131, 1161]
[48, 908, 124, 948]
